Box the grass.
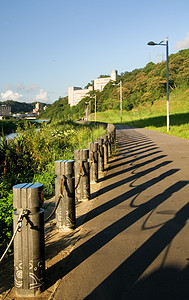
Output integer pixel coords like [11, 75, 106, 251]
[91, 89, 189, 140]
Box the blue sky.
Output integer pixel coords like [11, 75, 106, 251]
[0, 0, 189, 103]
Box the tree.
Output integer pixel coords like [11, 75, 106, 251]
[84, 80, 94, 89]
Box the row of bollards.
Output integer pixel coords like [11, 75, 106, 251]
[74, 149, 90, 201]
[55, 160, 76, 231]
[88, 142, 98, 183]
[12, 124, 116, 296]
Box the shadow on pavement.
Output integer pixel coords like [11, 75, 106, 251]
[45, 180, 188, 290]
[79, 168, 179, 225]
[86, 202, 189, 299]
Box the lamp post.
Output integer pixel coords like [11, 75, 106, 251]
[113, 80, 122, 123]
[120, 80, 122, 123]
[147, 35, 169, 132]
[94, 94, 97, 122]
[89, 94, 97, 122]
[85, 101, 89, 121]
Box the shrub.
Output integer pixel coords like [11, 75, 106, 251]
[0, 191, 14, 254]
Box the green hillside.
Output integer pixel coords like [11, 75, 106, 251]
[90, 88, 189, 140]
[39, 96, 71, 119]
[40, 48, 189, 139]
[93, 48, 189, 111]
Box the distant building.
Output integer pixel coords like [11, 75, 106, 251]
[94, 70, 117, 91]
[33, 102, 41, 115]
[68, 70, 117, 106]
[0, 105, 11, 116]
[68, 86, 93, 107]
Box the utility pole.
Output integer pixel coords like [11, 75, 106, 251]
[94, 94, 97, 122]
[120, 80, 122, 124]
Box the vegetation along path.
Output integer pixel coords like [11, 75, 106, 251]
[51, 125, 189, 300]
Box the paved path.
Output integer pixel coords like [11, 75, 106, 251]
[52, 126, 189, 299]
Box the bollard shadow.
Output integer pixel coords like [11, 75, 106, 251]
[108, 141, 157, 165]
[98, 152, 166, 184]
[45, 180, 188, 290]
[83, 167, 178, 223]
[101, 149, 162, 176]
[0, 254, 14, 294]
[119, 144, 158, 155]
[124, 265, 189, 300]
[85, 201, 189, 299]
[45, 227, 93, 263]
[103, 130, 159, 175]
[107, 128, 154, 158]
[115, 132, 152, 148]
[98, 156, 170, 194]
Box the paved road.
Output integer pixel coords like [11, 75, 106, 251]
[52, 125, 189, 300]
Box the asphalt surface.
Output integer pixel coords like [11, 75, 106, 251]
[51, 125, 189, 300]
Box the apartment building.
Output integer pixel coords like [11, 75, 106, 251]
[0, 105, 11, 116]
[68, 70, 117, 106]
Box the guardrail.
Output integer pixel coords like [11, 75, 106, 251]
[1, 123, 116, 297]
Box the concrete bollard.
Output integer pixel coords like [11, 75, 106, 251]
[98, 138, 104, 172]
[55, 160, 75, 231]
[103, 135, 108, 165]
[106, 124, 116, 155]
[107, 132, 112, 158]
[13, 183, 45, 297]
[99, 138, 104, 172]
[87, 142, 98, 184]
[111, 128, 116, 152]
[74, 149, 90, 201]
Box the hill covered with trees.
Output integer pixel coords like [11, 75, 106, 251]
[0, 100, 48, 114]
[40, 48, 189, 120]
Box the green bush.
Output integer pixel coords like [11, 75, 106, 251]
[0, 191, 14, 254]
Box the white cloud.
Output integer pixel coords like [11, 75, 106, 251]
[16, 83, 39, 92]
[1, 86, 49, 103]
[1, 89, 23, 101]
[35, 89, 49, 102]
[25, 84, 39, 92]
[176, 32, 189, 50]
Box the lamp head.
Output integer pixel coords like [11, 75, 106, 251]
[147, 41, 157, 46]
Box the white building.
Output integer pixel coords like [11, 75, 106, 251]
[68, 70, 117, 106]
[33, 102, 41, 115]
[68, 86, 93, 107]
[94, 70, 117, 91]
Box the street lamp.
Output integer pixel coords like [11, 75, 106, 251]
[85, 101, 89, 121]
[89, 94, 97, 122]
[113, 80, 122, 123]
[147, 35, 169, 132]
[94, 94, 97, 122]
